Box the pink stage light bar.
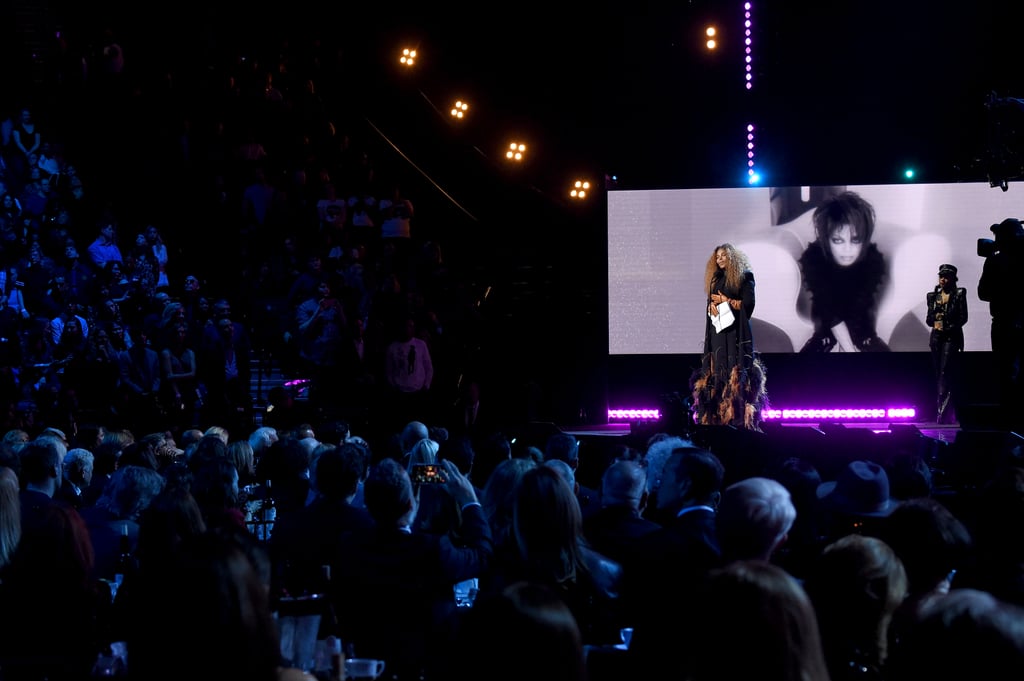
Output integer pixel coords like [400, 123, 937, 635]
[606, 406, 916, 423]
[761, 407, 916, 421]
[608, 408, 662, 421]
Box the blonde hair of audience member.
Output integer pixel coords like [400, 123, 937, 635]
[455, 581, 586, 681]
[2, 429, 30, 448]
[102, 428, 136, 451]
[684, 560, 831, 681]
[510, 466, 598, 592]
[481, 457, 536, 546]
[803, 534, 908, 679]
[406, 437, 439, 469]
[227, 439, 257, 485]
[205, 425, 229, 445]
[717, 476, 797, 562]
[0, 466, 20, 572]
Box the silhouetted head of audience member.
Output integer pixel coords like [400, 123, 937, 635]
[190, 457, 242, 531]
[643, 434, 695, 498]
[875, 496, 972, 599]
[599, 459, 648, 512]
[94, 464, 167, 522]
[312, 442, 364, 501]
[545, 432, 580, 471]
[135, 485, 207, 570]
[680, 560, 831, 681]
[512, 465, 587, 584]
[19, 438, 63, 495]
[119, 440, 160, 471]
[803, 533, 908, 679]
[817, 459, 901, 539]
[543, 459, 578, 498]
[455, 581, 586, 681]
[399, 420, 430, 455]
[126, 530, 283, 681]
[441, 433, 476, 480]
[886, 588, 1024, 681]
[364, 457, 417, 529]
[481, 456, 536, 545]
[650, 445, 724, 523]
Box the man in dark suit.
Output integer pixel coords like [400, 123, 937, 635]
[624, 445, 726, 675]
[582, 459, 662, 568]
[545, 431, 601, 520]
[269, 442, 375, 669]
[269, 442, 375, 600]
[55, 447, 93, 510]
[330, 457, 492, 681]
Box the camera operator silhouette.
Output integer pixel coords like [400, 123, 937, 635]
[977, 218, 1024, 423]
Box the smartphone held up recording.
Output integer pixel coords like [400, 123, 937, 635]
[410, 463, 446, 484]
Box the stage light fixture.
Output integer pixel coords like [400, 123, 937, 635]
[505, 142, 526, 162]
[761, 406, 917, 422]
[570, 179, 591, 199]
[608, 408, 662, 421]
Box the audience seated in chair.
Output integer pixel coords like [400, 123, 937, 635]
[625, 445, 726, 666]
[669, 560, 832, 681]
[452, 581, 586, 681]
[484, 463, 624, 646]
[885, 587, 1024, 681]
[125, 528, 317, 681]
[330, 457, 491, 681]
[582, 459, 661, 569]
[803, 533, 908, 681]
[716, 475, 797, 564]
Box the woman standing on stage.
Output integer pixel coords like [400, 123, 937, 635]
[692, 243, 766, 429]
[926, 263, 968, 424]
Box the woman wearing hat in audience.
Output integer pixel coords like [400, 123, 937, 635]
[926, 263, 967, 424]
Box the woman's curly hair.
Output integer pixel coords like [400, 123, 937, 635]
[704, 243, 752, 296]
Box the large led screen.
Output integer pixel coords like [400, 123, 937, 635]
[608, 183, 1024, 355]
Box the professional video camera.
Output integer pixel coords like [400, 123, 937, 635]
[978, 217, 1024, 257]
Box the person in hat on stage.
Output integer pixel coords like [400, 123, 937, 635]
[926, 263, 968, 424]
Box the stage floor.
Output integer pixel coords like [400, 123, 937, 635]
[562, 420, 964, 443]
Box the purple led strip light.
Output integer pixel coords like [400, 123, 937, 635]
[608, 407, 916, 421]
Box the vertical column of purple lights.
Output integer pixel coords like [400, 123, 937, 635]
[744, 2, 758, 183]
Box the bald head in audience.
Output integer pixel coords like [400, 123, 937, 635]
[600, 460, 647, 511]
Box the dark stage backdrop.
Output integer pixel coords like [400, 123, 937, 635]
[608, 182, 1024, 355]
